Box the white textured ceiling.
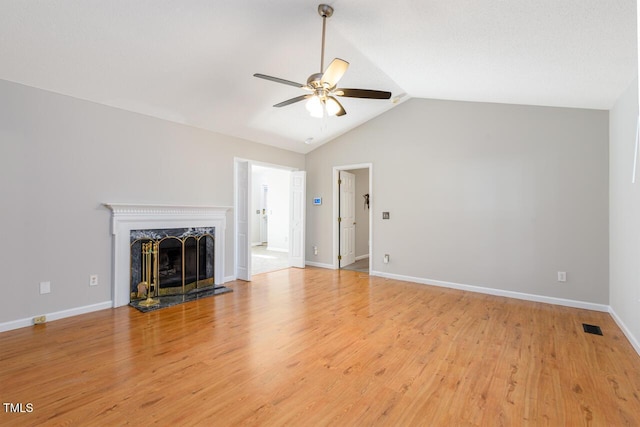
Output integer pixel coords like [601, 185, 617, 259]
[0, 1, 635, 154]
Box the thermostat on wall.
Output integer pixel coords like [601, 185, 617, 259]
[313, 197, 322, 205]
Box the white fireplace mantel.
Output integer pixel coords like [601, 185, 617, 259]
[104, 203, 231, 308]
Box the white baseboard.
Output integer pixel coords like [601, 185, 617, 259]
[0, 317, 33, 333]
[266, 246, 288, 253]
[608, 307, 640, 356]
[369, 270, 610, 312]
[0, 301, 113, 333]
[224, 275, 236, 283]
[355, 254, 369, 261]
[305, 261, 336, 269]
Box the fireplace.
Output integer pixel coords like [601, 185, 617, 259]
[105, 204, 230, 308]
[130, 227, 215, 300]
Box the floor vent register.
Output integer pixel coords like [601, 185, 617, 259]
[582, 323, 603, 336]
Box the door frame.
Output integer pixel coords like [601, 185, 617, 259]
[332, 163, 373, 271]
[234, 157, 301, 280]
[234, 159, 251, 281]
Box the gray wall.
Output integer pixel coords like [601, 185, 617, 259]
[609, 78, 640, 351]
[0, 79, 304, 324]
[1, 78, 618, 328]
[306, 98, 609, 304]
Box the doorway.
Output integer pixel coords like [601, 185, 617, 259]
[251, 165, 291, 275]
[333, 164, 372, 273]
[234, 159, 306, 281]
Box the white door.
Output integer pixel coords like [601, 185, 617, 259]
[236, 160, 251, 281]
[289, 171, 306, 268]
[340, 171, 356, 267]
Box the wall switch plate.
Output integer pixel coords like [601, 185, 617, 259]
[89, 274, 98, 286]
[33, 315, 46, 324]
[39, 281, 51, 294]
[382, 212, 390, 219]
[557, 272, 567, 282]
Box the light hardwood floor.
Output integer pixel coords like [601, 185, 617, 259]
[1, 267, 639, 426]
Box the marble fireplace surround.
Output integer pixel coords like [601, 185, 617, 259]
[105, 204, 230, 308]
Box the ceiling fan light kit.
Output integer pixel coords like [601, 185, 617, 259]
[305, 95, 324, 117]
[254, 4, 392, 119]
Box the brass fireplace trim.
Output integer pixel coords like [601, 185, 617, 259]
[130, 233, 214, 300]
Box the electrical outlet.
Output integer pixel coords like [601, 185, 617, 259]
[89, 274, 98, 286]
[557, 272, 567, 282]
[313, 246, 318, 255]
[39, 281, 51, 294]
[33, 315, 46, 324]
[384, 254, 390, 264]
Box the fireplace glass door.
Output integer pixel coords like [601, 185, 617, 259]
[130, 228, 215, 301]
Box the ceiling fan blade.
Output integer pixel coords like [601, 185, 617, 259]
[335, 88, 392, 99]
[321, 58, 349, 88]
[328, 96, 346, 116]
[253, 73, 305, 88]
[273, 94, 311, 108]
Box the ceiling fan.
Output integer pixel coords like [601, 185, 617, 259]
[254, 4, 392, 118]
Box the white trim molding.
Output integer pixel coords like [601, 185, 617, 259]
[104, 203, 231, 308]
[305, 261, 336, 270]
[609, 307, 640, 356]
[0, 301, 112, 333]
[370, 270, 610, 313]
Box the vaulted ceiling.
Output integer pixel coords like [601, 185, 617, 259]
[0, 1, 635, 153]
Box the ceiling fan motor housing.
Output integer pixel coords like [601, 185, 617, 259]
[318, 4, 334, 18]
[307, 73, 324, 87]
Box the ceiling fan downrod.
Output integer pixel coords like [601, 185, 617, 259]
[318, 4, 334, 73]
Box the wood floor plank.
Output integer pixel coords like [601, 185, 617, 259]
[1, 267, 639, 426]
